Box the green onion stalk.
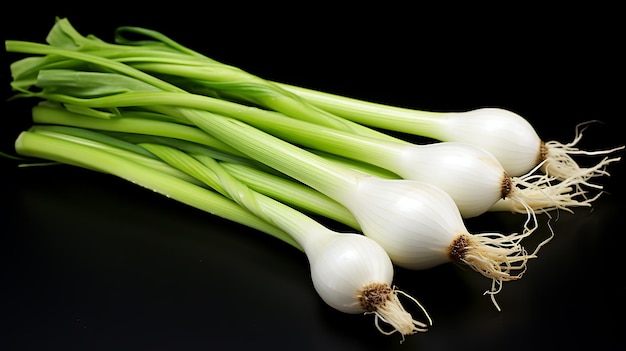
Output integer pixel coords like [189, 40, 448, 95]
[6, 47, 543, 311]
[14, 126, 432, 338]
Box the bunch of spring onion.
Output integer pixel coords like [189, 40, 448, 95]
[8, 37, 539, 310]
[14, 125, 431, 338]
[5, 18, 622, 317]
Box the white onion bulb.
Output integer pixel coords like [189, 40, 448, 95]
[436, 108, 541, 177]
[304, 231, 431, 336]
[436, 108, 623, 181]
[387, 141, 506, 218]
[337, 176, 538, 309]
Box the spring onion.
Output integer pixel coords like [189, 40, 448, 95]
[6, 35, 550, 306]
[277, 85, 624, 178]
[14, 127, 432, 338]
[27, 18, 626, 316]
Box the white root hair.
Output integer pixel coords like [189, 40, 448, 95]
[492, 121, 622, 215]
[541, 121, 624, 180]
[454, 211, 554, 311]
[497, 158, 612, 215]
[361, 284, 432, 342]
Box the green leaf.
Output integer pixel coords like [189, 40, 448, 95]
[36, 69, 161, 97]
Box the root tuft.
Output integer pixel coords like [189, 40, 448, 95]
[358, 283, 432, 341]
[542, 121, 623, 180]
[450, 226, 553, 311]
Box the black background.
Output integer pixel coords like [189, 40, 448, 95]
[2, 4, 624, 351]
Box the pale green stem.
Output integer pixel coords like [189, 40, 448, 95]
[32, 91, 409, 175]
[15, 130, 300, 249]
[107, 132, 360, 228]
[177, 107, 364, 202]
[127, 62, 398, 141]
[26, 125, 203, 186]
[217, 162, 360, 230]
[139, 143, 334, 247]
[27, 103, 377, 226]
[18, 89, 364, 200]
[276, 83, 446, 139]
[32, 103, 243, 156]
[183, 101, 407, 173]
